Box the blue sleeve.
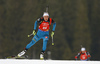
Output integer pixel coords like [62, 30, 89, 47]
[34, 21, 38, 30]
[52, 22, 56, 31]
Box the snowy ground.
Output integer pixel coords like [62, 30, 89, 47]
[0, 59, 100, 64]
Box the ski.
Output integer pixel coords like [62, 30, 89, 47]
[6, 55, 28, 59]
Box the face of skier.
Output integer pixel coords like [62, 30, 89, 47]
[82, 51, 85, 53]
[43, 16, 49, 21]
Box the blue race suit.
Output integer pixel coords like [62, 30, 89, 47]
[25, 17, 56, 52]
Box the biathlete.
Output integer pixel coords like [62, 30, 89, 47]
[18, 12, 56, 59]
[75, 47, 91, 61]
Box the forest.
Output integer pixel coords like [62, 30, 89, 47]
[0, 0, 100, 60]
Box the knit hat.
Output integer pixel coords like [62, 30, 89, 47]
[43, 12, 49, 17]
[81, 47, 86, 51]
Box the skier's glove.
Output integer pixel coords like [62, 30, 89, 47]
[33, 30, 36, 36]
[51, 31, 54, 37]
[88, 55, 91, 57]
[75, 56, 77, 59]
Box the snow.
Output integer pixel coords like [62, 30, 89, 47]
[0, 59, 100, 64]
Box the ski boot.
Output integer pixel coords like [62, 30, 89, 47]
[17, 49, 27, 57]
[40, 51, 45, 60]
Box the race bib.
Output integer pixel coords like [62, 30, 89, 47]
[39, 21, 50, 31]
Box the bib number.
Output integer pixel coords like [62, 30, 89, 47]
[43, 27, 47, 29]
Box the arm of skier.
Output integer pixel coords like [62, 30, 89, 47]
[75, 52, 81, 60]
[51, 20, 56, 37]
[34, 20, 38, 30]
[28, 20, 38, 37]
[87, 52, 91, 57]
[32, 20, 38, 36]
[51, 20, 56, 45]
[52, 22, 56, 31]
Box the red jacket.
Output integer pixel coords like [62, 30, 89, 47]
[75, 51, 91, 60]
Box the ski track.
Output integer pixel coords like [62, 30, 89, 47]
[0, 59, 100, 64]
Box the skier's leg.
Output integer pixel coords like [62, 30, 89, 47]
[18, 35, 40, 57]
[42, 39, 48, 51]
[25, 35, 40, 49]
[40, 36, 49, 59]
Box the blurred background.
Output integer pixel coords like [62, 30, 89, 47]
[0, 0, 100, 60]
